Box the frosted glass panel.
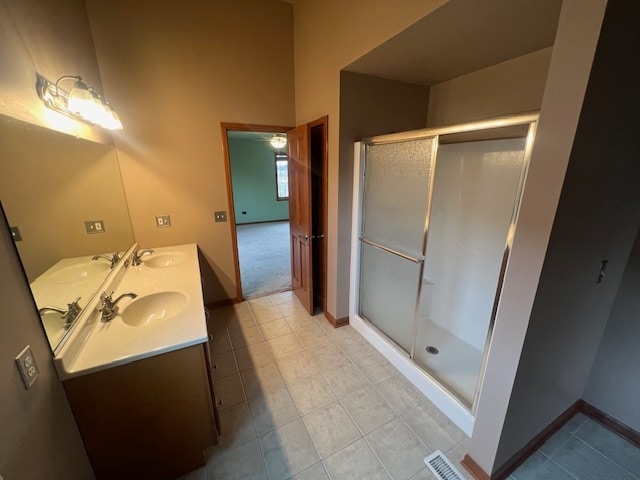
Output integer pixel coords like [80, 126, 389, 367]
[359, 242, 421, 353]
[415, 137, 527, 406]
[362, 138, 435, 258]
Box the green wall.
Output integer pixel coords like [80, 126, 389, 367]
[229, 138, 289, 224]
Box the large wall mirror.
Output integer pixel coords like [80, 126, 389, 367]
[0, 114, 134, 353]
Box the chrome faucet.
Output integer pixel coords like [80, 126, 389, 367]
[131, 248, 155, 266]
[38, 297, 82, 327]
[92, 252, 121, 269]
[99, 291, 137, 321]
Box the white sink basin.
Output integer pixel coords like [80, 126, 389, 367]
[120, 291, 189, 327]
[48, 262, 110, 284]
[144, 252, 188, 269]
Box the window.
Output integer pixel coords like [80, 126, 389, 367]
[275, 153, 289, 201]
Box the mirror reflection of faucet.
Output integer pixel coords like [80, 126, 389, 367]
[38, 297, 82, 328]
[131, 248, 155, 266]
[99, 291, 138, 321]
[92, 252, 121, 269]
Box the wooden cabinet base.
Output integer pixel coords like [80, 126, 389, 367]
[63, 345, 217, 480]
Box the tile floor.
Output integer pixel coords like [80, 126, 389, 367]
[180, 291, 469, 480]
[509, 413, 640, 480]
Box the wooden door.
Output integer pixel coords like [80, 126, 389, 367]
[287, 124, 313, 313]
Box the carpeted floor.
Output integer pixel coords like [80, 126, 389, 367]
[236, 221, 291, 299]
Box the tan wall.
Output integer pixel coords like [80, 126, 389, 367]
[293, 0, 447, 318]
[85, 0, 296, 303]
[0, 202, 94, 478]
[0, 0, 110, 143]
[0, 115, 133, 281]
[426, 47, 553, 127]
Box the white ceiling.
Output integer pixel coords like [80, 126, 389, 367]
[345, 0, 563, 86]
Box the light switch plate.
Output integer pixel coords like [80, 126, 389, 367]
[85, 220, 105, 234]
[156, 215, 171, 228]
[214, 211, 227, 223]
[15, 345, 39, 389]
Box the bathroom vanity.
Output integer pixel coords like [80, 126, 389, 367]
[54, 243, 219, 480]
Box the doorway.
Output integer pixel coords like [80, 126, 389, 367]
[221, 123, 293, 300]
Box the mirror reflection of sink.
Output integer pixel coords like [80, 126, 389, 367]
[40, 311, 70, 346]
[143, 252, 188, 269]
[120, 291, 189, 327]
[48, 262, 111, 284]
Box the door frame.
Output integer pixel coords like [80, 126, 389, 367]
[220, 122, 293, 303]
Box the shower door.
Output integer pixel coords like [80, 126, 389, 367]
[358, 137, 437, 353]
[355, 117, 536, 413]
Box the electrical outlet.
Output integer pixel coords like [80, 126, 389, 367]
[85, 220, 105, 234]
[15, 345, 39, 389]
[156, 215, 171, 228]
[10, 226, 22, 241]
[214, 211, 227, 223]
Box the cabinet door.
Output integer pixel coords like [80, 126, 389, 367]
[205, 307, 222, 434]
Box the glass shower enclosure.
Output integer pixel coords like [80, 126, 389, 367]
[350, 114, 537, 422]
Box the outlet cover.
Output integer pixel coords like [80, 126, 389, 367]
[214, 211, 227, 223]
[85, 220, 105, 234]
[15, 345, 39, 389]
[10, 226, 22, 241]
[156, 215, 171, 228]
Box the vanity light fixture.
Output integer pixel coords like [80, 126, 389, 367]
[36, 74, 123, 130]
[270, 134, 287, 150]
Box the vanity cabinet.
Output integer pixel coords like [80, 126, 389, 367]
[63, 344, 217, 480]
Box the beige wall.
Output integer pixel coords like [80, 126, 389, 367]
[426, 47, 553, 127]
[85, 0, 295, 304]
[0, 0, 109, 143]
[0, 116, 133, 280]
[293, 0, 447, 318]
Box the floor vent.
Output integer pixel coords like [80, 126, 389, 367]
[424, 450, 466, 480]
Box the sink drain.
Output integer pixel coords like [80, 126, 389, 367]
[426, 346, 439, 355]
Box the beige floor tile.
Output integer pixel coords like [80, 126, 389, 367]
[249, 387, 300, 435]
[287, 374, 337, 415]
[241, 362, 285, 398]
[269, 290, 296, 305]
[366, 418, 429, 480]
[290, 462, 330, 480]
[226, 310, 257, 332]
[303, 401, 361, 458]
[235, 341, 275, 371]
[211, 350, 239, 379]
[214, 373, 245, 410]
[276, 350, 319, 383]
[341, 385, 397, 435]
[296, 327, 330, 349]
[376, 374, 426, 415]
[229, 324, 264, 349]
[206, 439, 268, 480]
[258, 317, 293, 340]
[248, 296, 275, 308]
[285, 311, 318, 331]
[323, 437, 390, 480]
[278, 301, 307, 317]
[267, 333, 304, 358]
[251, 304, 283, 324]
[259, 418, 320, 479]
[402, 403, 467, 453]
[210, 330, 233, 355]
[357, 360, 399, 384]
[321, 362, 370, 397]
[214, 401, 256, 449]
[310, 349, 350, 372]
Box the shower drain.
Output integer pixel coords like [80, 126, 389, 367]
[426, 346, 439, 355]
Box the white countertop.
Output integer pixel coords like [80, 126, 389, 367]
[54, 243, 207, 379]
